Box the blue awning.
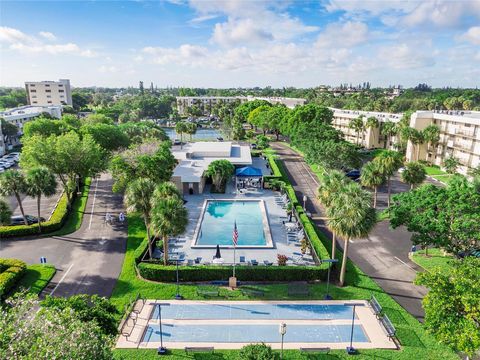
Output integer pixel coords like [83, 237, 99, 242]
[235, 166, 263, 177]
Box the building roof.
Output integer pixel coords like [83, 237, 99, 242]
[0, 105, 62, 121]
[235, 166, 263, 177]
[330, 107, 403, 122]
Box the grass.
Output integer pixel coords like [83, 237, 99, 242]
[377, 209, 390, 221]
[424, 166, 455, 184]
[12, 264, 56, 295]
[411, 248, 456, 274]
[48, 178, 91, 236]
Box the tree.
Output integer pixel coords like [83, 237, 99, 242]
[326, 182, 376, 286]
[0, 293, 113, 359]
[443, 156, 460, 174]
[151, 197, 188, 265]
[365, 116, 379, 146]
[422, 124, 440, 156]
[0, 198, 12, 225]
[349, 115, 364, 146]
[415, 258, 480, 357]
[360, 161, 386, 208]
[175, 121, 189, 147]
[1, 119, 19, 143]
[406, 127, 424, 161]
[82, 114, 114, 125]
[205, 159, 235, 192]
[375, 150, 403, 207]
[80, 123, 130, 151]
[22, 118, 64, 138]
[389, 176, 480, 256]
[71, 91, 91, 110]
[467, 165, 480, 178]
[318, 170, 351, 260]
[185, 122, 197, 141]
[380, 120, 398, 148]
[25, 167, 57, 232]
[247, 105, 270, 133]
[400, 161, 426, 189]
[255, 135, 269, 150]
[304, 140, 360, 171]
[124, 178, 156, 259]
[0, 170, 28, 225]
[232, 116, 246, 140]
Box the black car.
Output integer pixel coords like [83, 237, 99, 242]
[345, 169, 361, 180]
[10, 215, 45, 226]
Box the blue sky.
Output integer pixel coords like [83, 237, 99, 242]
[1, 0, 479, 88]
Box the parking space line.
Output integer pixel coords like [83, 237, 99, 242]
[88, 177, 99, 230]
[50, 263, 74, 296]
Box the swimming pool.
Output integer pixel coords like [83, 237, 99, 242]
[193, 200, 272, 248]
[163, 127, 222, 140]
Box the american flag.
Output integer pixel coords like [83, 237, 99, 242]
[232, 221, 238, 246]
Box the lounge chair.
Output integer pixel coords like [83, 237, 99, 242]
[250, 259, 258, 266]
[194, 257, 202, 264]
[239, 256, 246, 264]
[264, 260, 273, 266]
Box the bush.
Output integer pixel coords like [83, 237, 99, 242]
[138, 262, 327, 282]
[0, 258, 27, 298]
[277, 254, 288, 266]
[238, 343, 278, 360]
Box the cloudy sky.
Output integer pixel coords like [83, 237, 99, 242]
[1, 0, 480, 88]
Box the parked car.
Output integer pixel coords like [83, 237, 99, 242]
[173, 139, 181, 146]
[9, 215, 46, 226]
[2, 156, 18, 163]
[398, 167, 405, 174]
[345, 169, 361, 180]
[251, 143, 257, 149]
[0, 160, 13, 169]
[0, 166, 5, 173]
[217, 137, 224, 142]
[458, 249, 480, 259]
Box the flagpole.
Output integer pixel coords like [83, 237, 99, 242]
[233, 244, 236, 278]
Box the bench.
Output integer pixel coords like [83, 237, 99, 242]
[196, 288, 220, 298]
[300, 347, 330, 354]
[369, 295, 382, 318]
[381, 314, 397, 339]
[185, 347, 214, 354]
[241, 288, 265, 297]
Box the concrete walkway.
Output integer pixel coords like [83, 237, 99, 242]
[0, 173, 127, 298]
[271, 142, 427, 321]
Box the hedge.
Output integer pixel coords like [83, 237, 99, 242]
[138, 262, 327, 282]
[0, 258, 27, 298]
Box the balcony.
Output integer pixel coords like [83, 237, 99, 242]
[454, 128, 476, 138]
[452, 140, 475, 153]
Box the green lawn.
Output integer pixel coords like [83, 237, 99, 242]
[12, 264, 56, 295]
[49, 178, 91, 236]
[424, 166, 456, 184]
[411, 248, 456, 274]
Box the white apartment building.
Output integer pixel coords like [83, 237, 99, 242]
[406, 110, 480, 175]
[176, 96, 306, 115]
[330, 108, 403, 149]
[0, 105, 63, 131]
[25, 79, 72, 106]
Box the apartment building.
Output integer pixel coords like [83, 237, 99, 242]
[25, 79, 72, 106]
[406, 110, 480, 175]
[330, 108, 403, 149]
[0, 105, 63, 131]
[176, 96, 306, 115]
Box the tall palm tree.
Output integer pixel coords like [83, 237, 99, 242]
[422, 124, 440, 158]
[151, 197, 188, 265]
[349, 116, 364, 146]
[365, 117, 379, 147]
[404, 128, 424, 161]
[360, 161, 385, 208]
[318, 170, 350, 260]
[326, 182, 376, 286]
[401, 161, 426, 189]
[0, 170, 28, 225]
[153, 182, 181, 200]
[25, 167, 57, 232]
[124, 178, 156, 259]
[380, 121, 398, 149]
[0, 198, 12, 226]
[375, 150, 403, 207]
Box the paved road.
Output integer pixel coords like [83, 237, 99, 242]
[0, 173, 127, 298]
[6, 188, 64, 221]
[271, 142, 427, 321]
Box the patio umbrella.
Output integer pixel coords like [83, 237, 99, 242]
[215, 244, 221, 259]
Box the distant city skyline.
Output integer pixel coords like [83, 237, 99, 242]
[1, 0, 480, 88]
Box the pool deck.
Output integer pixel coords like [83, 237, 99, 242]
[116, 300, 398, 350]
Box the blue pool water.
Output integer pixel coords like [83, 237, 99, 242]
[151, 303, 356, 320]
[163, 127, 222, 140]
[196, 201, 266, 246]
[142, 324, 368, 343]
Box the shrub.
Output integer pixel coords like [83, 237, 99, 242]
[0, 258, 27, 298]
[277, 254, 288, 266]
[138, 262, 327, 282]
[238, 343, 278, 360]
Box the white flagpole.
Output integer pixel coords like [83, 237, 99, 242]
[233, 244, 236, 278]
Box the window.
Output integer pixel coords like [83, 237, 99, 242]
[47, 95, 51, 98]
[32, 95, 37, 98]
[58, 84, 63, 87]
[59, 89, 64, 92]
[47, 101, 52, 104]
[45, 84, 50, 87]
[30, 89, 36, 93]
[45, 89, 51, 92]
[32, 101, 37, 104]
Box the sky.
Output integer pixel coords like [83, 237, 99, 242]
[0, 0, 480, 88]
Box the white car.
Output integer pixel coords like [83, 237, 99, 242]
[0, 160, 13, 169]
[398, 167, 405, 174]
[0, 166, 5, 173]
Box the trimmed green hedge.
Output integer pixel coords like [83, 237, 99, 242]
[138, 262, 327, 282]
[0, 258, 27, 298]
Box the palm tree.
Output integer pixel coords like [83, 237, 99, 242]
[375, 150, 403, 207]
[205, 159, 235, 192]
[25, 167, 57, 232]
[0, 198, 12, 226]
[365, 117, 379, 147]
[186, 123, 197, 141]
[175, 122, 189, 148]
[151, 197, 188, 265]
[443, 156, 460, 174]
[318, 170, 350, 260]
[422, 125, 440, 157]
[0, 170, 28, 225]
[381, 121, 398, 149]
[349, 116, 364, 146]
[153, 182, 181, 200]
[360, 161, 385, 208]
[124, 178, 156, 259]
[405, 128, 424, 161]
[326, 182, 376, 286]
[401, 161, 426, 189]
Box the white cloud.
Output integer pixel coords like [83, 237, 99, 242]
[459, 26, 480, 45]
[212, 18, 273, 47]
[142, 44, 208, 66]
[0, 26, 34, 44]
[98, 65, 118, 73]
[316, 21, 369, 48]
[378, 43, 435, 69]
[38, 31, 57, 41]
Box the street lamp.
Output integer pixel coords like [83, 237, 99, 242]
[171, 255, 183, 300]
[302, 195, 307, 211]
[344, 302, 364, 355]
[150, 302, 171, 355]
[279, 323, 287, 359]
[321, 258, 339, 300]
